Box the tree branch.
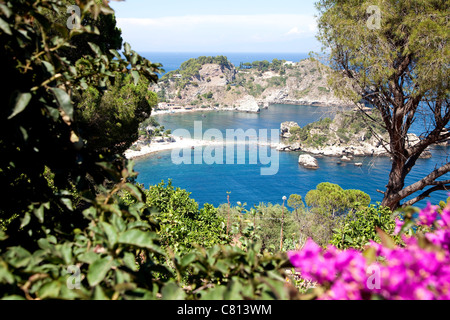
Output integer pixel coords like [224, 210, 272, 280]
[396, 162, 450, 202]
[402, 184, 450, 207]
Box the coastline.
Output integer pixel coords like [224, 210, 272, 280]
[125, 136, 278, 160]
[151, 106, 235, 116]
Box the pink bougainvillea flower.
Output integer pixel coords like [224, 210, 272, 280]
[417, 202, 439, 227]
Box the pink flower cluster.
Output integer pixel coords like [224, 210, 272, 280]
[288, 201, 450, 300]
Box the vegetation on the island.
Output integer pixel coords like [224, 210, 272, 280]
[316, 0, 449, 210]
[239, 58, 288, 73]
[160, 55, 233, 91]
[287, 110, 387, 148]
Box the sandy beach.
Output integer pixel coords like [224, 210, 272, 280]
[126, 106, 274, 159]
[124, 136, 278, 160]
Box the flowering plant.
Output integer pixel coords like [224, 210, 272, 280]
[288, 198, 450, 300]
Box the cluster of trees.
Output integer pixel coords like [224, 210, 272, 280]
[239, 59, 288, 73]
[162, 55, 233, 82]
[287, 110, 389, 148]
[216, 183, 377, 250]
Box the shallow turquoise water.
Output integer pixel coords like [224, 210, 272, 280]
[134, 105, 449, 208]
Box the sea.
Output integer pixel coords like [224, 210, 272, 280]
[132, 52, 449, 209]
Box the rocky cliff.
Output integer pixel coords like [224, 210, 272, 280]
[152, 56, 354, 112]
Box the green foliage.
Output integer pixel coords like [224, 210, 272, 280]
[318, 86, 330, 93]
[243, 59, 287, 73]
[330, 205, 401, 250]
[172, 242, 298, 300]
[0, 163, 168, 300]
[0, 0, 160, 247]
[48, 0, 123, 64]
[305, 183, 371, 218]
[217, 202, 300, 253]
[203, 91, 213, 99]
[74, 73, 157, 154]
[266, 76, 287, 87]
[289, 126, 301, 135]
[142, 181, 229, 255]
[161, 56, 233, 82]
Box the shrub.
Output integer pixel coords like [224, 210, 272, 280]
[330, 205, 400, 250]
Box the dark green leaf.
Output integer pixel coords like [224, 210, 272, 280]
[100, 222, 118, 247]
[0, 17, 12, 35]
[20, 212, 31, 228]
[180, 252, 196, 268]
[38, 280, 61, 299]
[131, 70, 140, 86]
[87, 257, 113, 287]
[88, 42, 101, 57]
[118, 229, 161, 253]
[41, 61, 55, 75]
[8, 92, 32, 119]
[161, 282, 185, 300]
[50, 88, 73, 120]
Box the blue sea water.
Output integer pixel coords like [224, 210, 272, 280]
[140, 52, 311, 75]
[134, 104, 450, 208]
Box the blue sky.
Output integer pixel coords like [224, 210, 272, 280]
[109, 0, 322, 53]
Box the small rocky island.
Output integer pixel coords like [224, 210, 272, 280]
[280, 109, 434, 167]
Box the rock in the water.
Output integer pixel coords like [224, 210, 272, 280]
[341, 155, 351, 162]
[298, 154, 319, 169]
[354, 162, 363, 167]
[235, 95, 260, 113]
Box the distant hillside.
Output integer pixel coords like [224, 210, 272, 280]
[151, 56, 355, 110]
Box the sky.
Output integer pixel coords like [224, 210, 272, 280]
[109, 0, 322, 53]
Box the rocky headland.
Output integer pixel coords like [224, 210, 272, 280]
[152, 56, 355, 113]
[278, 110, 433, 160]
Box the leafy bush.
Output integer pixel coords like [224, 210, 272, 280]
[289, 126, 302, 135]
[143, 181, 229, 255]
[172, 242, 298, 300]
[330, 205, 401, 250]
